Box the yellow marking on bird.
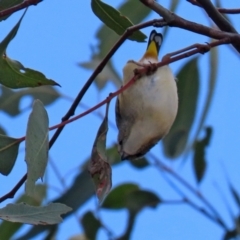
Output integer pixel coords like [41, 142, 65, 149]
[143, 41, 158, 60]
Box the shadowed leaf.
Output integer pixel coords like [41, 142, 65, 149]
[193, 127, 212, 183]
[102, 183, 139, 209]
[163, 57, 199, 158]
[25, 100, 49, 196]
[89, 102, 112, 203]
[125, 190, 161, 213]
[81, 211, 101, 240]
[0, 203, 71, 225]
[0, 86, 60, 116]
[0, 134, 20, 175]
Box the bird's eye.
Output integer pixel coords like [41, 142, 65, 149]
[119, 140, 123, 145]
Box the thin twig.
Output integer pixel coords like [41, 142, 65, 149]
[150, 155, 228, 229]
[158, 164, 226, 228]
[140, 0, 240, 53]
[0, 0, 42, 18]
[187, 0, 240, 14]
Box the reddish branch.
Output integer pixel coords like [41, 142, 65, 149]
[0, 0, 42, 18]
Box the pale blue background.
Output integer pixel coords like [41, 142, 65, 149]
[0, 0, 240, 239]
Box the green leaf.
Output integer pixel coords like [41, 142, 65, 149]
[193, 127, 212, 183]
[0, 85, 60, 116]
[96, 0, 150, 57]
[79, 56, 121, 90]
[126, 190, 161, 213]
[0, 202, 72, 225]
[25, 100, 49, 196]
[0, 11, 60, 88]
[163, 57, 199, 158]
[0, 134, 20, 175]
[0, 184, 46, 239]
[102, 183, 139, 209]
[81, 211, 101, 240]
[91, 0, 146, 43]
[102, 183, 160, 213]
[89, 102, 112, 203]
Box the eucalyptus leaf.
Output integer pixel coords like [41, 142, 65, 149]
[91, 0, 146, 43]
[102, 183, 139, 209]
[0, 185, 46, 239]
[96, 0, 149, 57]
[163, 57, 199, 158]
[0, 134, 20, 176]
[0, 203, 72, 225]
[89, 102, 112, 203]
[193, 127, 212, 183]
[81, 211, 101, 240]
[25, 100, 49, 196]
[0, 85, 60, 116]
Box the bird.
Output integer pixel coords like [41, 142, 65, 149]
[115, 30, 178, 160]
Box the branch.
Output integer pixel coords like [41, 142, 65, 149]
[196, 0, 238, 34]
[0, 0, 42, 18]
[187, 0, 240, 14]
[140, 0, 240, 53]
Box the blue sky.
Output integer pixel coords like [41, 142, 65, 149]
[0, 0, 240, 239]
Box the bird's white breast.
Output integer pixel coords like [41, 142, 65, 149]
[118, 60, 178, 157]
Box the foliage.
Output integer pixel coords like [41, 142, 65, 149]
[0, 0, 239, 240]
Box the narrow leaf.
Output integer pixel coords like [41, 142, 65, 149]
[96, 0, 150, 57]
[25, 100, 49, 196]
[81, 211, 101, 240]
[163, 57, 199, 158]
[0, 203, 72, 225]
[0, 11, 60, 88]
[91, 0, 146, 42]
[89, 102, 112, 203]
[0, 134, 20, 175]
[193, 127, 212, 183]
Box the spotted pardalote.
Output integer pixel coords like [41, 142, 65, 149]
[115, 30, 178, 160]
